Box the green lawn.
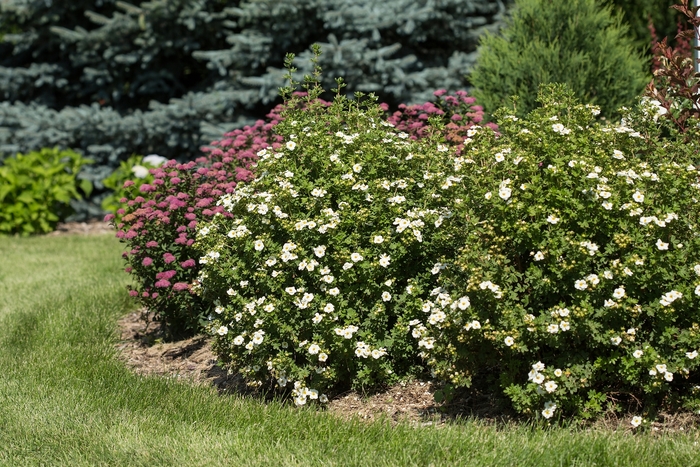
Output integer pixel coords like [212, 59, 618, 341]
[1, 234, 699, 466]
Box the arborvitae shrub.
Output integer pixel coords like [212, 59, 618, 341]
[469, 0, 649, 119]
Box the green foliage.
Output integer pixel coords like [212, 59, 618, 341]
[415, 84, 700, 420]
[469, 0, 649, 119]
[0, 147, 92, 235]
[101, 154, 165, 220]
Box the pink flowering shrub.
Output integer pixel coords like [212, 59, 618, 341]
[384, 90, 499, 154]
[108, 105, 284, 337]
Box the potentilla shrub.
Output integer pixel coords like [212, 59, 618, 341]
[109, 107, 284, 337]
[194, 70, 477, 403]
[411, 84, 700, 421]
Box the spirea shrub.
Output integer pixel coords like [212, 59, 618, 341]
[194, 70, 479, 403]
[385, 89, 498, 155]
[412, 85, 700, 420]
[109, 110, 281, 337]
[101, 154, 167, 221]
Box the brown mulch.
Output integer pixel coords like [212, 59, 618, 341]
[115, 311, 459, 425]
[114, 311, 700, 433]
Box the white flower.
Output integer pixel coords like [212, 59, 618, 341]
[351, 252, 364, 262]
[633, 349, 643, 358]
[382, 291, 392, 302]
[656, 364, 668, 373]
[264, 303, 275, 312]
[216, 326, 228, 336]
[330, 153, 340, 163]
[613, 287, 626, 299]
[574, 279, 588, 290]
[457, 296, 471, 310]
[687, 350, 698, 359]
[559, 321, 570, 331]
[342, 262, 353, 270]
[485, 192, 492, 200]
[664, 372, 674, 382]
[233, 335, 244, 345]
[308, 344, 320, 355]
[373, 235, 384, 244]
[695, 285, 700, 297]
[604, 299, 615, 307]
[613, 150, 625, 160]
[533, 251, 545, 261]
[694, 265, 700, 276]
[328, 288, 340, 296]
[544, 381, 558, 393]
[504, 336, 515, 346]
[632, 191, 644, 203]
[554, 369, 563, 377]
[379, 254, 391, 267]
[603, 270, 613, 280]
[312, 313, 323, 324]
[602, 201, 613, 210]
[611, 336, 622, 345]
[313, 245, 326, 258]
[254, 239, 264, 251]
[215, 306, 224, 314]
[252, 331, 264, 345]
[320, 275, 334, 284]
[546, 215, 560, 224]
[239, 280, 248, 287]
[285, 287, 297, 295]
[311, 187, 327, 197]
[318, 352, 328, 362]
[656, 239, 669, 250]
[495, 153, 505, 162]
[286, 141, 297, 150]
[631, 416, 643, 428]
[547, 324, 559, 334]
[586, 274, 600, 285]
[498, 187, 512, 200]
[542, 407, 555, 419]
[352, 163, 362, 173]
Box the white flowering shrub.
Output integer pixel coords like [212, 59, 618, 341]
[194, 60, 469, 404]
[414, 84, 700, 420]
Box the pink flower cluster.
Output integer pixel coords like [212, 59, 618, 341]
[108, 103, 285, 336]
[384, 90, 498, 154]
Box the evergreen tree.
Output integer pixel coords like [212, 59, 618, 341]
[469, 0, 649, 118]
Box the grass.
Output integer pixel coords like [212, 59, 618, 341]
[1, 234, 700, 466]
